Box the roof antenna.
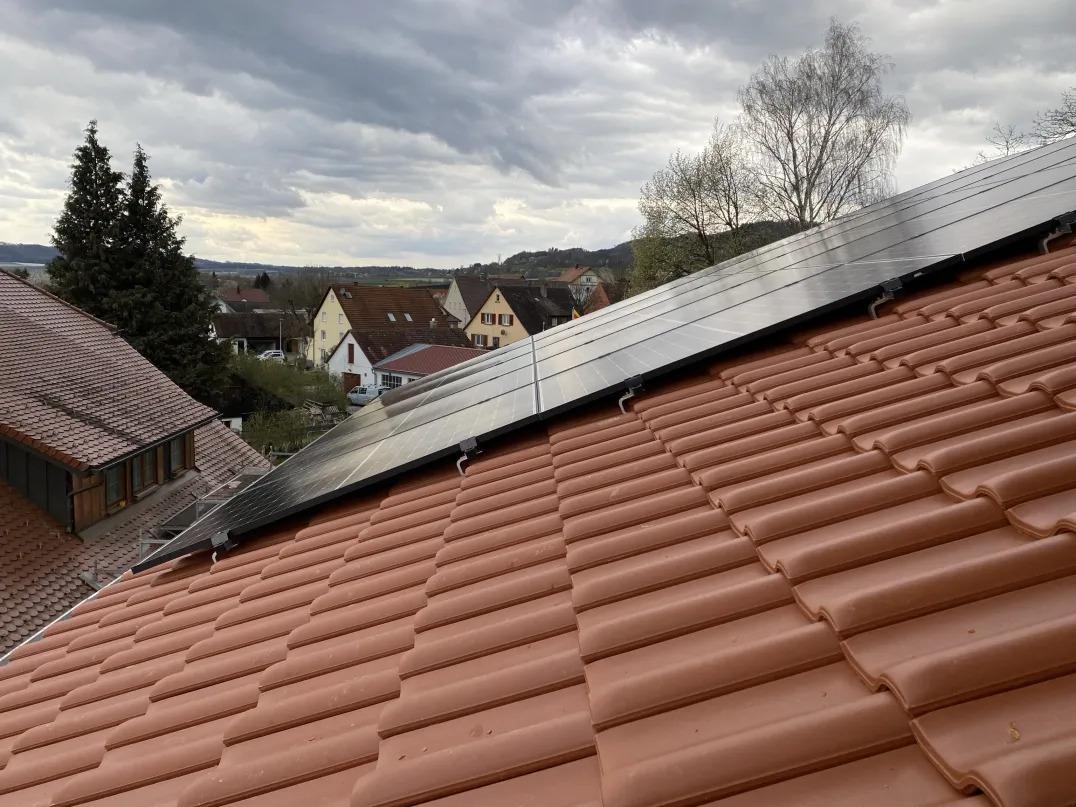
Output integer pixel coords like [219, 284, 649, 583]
[618, 375, 643, 414]
[868, 278, 902, 319]
[456, 437, 481, 475]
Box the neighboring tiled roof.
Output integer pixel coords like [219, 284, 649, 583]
[494, 283, 575, 334]
[582, 280, 626, 314]
[557, 264, 596, 283]
[451, 275, 528, 319]
[212, 311, 309, 340]
[0, 421, 268, 656]
[0, 271, 217, 470]
[374, 344, 487, 376]
[341, 327, 474, 365]
[332, 285, 459, 331]
[217, 286, 271, 304]
[4, 244, 1076, 804]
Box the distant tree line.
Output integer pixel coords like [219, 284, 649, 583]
[631, 19, 910, 292]
[47, 121, 230, 406]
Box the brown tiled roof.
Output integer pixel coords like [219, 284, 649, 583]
[332, 285, 459, 331]
[0, 422, 268, 656]
[3, 245, 1076, 804]
[494, 283, 575, 334]
[217, 286, 271, 305]
[582, 280, 626, 314]
[451, 275, 528, 319]
[344, 327, 473, 365]
[374, 344, 487, 376]
[557, 264, 595, 283]
[0, 271, 217, 470]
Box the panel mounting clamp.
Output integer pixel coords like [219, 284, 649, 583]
[211, 530, 237, 556]
[619, 376, 644, 414]
[869, 278, 903, 319]
[456, 437, 481, 476]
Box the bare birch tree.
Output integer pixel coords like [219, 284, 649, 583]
[738, 19, 909, 230]
[1032, 88, 1076, 144]
[630, 121, 758, 291]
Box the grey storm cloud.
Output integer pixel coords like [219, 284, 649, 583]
[1, 0, 1074, 266]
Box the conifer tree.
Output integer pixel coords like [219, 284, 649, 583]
[47, 121, 125, 307]
[48, 123, 229, 407]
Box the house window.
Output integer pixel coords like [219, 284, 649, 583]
[337, 313, 343, 325]
[320, 329, 326, 341]
[321, 311, 326, 322]
[404, 313, 413, 321]
[473, 333, 487, 347]
[382, 373, 404, 389]
[387, 313, 396, 322]
[105, 465, 123, 508]
[495, 294, 500, 302]
[131, 449, 156, 493]
[169, 436, 186, 477]
[498, 314, 514, 326]
[347, 343, 355, 364]
[491, 336, 500, 348]
[481, 313, 495, 325]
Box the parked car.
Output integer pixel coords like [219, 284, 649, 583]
[347, 384, 387, 406]
[257, 349, 285, 362]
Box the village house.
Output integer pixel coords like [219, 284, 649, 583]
[324, 327, 473, 390]
[465, 282, 576, 347]
[372, 343, 487, 388]
[213, 284, 273, 313]
[0, 270, 269, 653]
[306, 284, 460, 367]
[210, 310, 310, 356]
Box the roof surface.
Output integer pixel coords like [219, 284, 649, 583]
[338, 327, 474, 366]
[332, 286, 458, 331]
[450, 276, 528, 319]
[493, 283, 575, 334]
[0, 271, 217, 470]
[0, 421, 268, 656]
[557, 265, 597, 283]
[216, 287, 271, 305]
[374, 344, 488, 376]
[2, 244, 1076, 805]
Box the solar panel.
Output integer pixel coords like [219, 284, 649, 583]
[137, 137, 1076, 571]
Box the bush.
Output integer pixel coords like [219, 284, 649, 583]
[232, 354, 346, 409]
[242, 409, 310, 455]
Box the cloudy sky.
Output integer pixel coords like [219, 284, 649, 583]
[1, 1, 1074, 267]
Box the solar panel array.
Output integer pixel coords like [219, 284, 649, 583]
[136, 137, 1076, 570]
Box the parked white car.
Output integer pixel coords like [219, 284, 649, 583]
[257, 349, 285, 362]
[347, 384, 388, 406]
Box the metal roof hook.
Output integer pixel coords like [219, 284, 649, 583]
[619, 376, 644, 414]
[1040, 211, 1076, 254]
[456, 437, 481, 476]
[869, 278, 903, 319]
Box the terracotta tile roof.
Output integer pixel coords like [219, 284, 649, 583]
[0, 422, 268, 656]
[0, 271, 217, 470]
[332, 286, 459, 331]
[374, 344, 488, 376]
[3, 244, 1076, 805]
[557, 265, 595, 283]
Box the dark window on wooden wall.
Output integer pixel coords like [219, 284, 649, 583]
[105, 465, 124, 507]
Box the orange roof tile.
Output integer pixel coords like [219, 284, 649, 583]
[3, 242, 1076, 805]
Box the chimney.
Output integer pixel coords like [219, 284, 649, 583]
[540, 283, 548, 298]
[430, 318, 437, 328]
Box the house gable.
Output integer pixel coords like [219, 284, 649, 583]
[464, 286, 530, 347]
